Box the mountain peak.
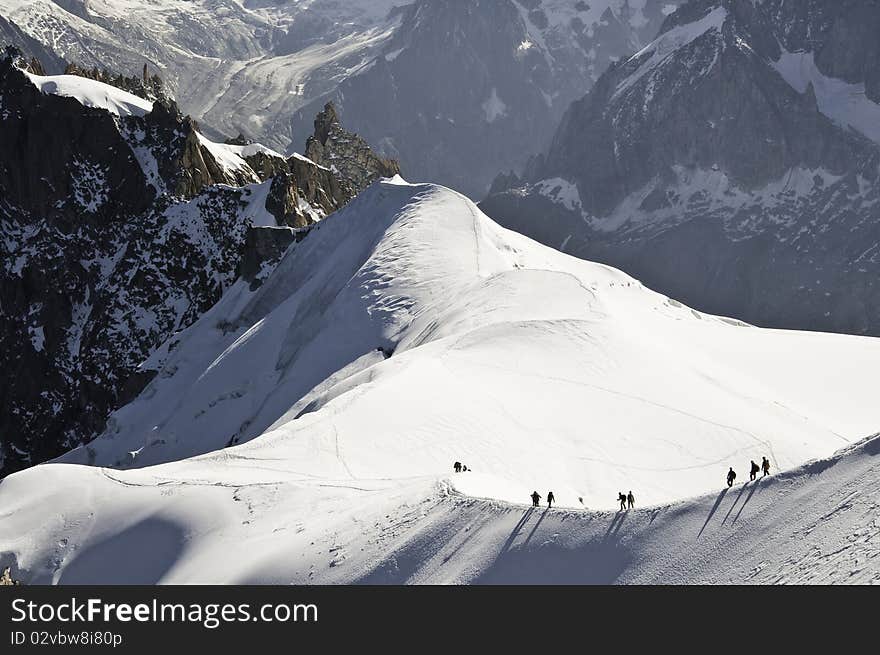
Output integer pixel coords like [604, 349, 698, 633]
[481, 0, 880, 337]
[305, 102, 401, 193]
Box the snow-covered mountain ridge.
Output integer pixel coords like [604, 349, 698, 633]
[55, 178, 880, 490]
[1, 177, 878, 584]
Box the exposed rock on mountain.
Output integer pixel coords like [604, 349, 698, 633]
[0, 49, 398, 476]
[62, 61, 166, 103]
[305, 102, 400, 195]
[482, 0, 880, 335]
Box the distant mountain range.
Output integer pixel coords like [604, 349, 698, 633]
[482, 0, 880, 335]
[0, 0, 684, 197]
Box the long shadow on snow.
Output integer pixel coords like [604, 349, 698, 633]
[603, 510, 629, 543]
[355, 498, 489, 584]
[698, 488, 728, 537]
[57, 517, 186, 585]
[721, 482, 751, 525]
[732, 480, 761, 524]
[476, 510, 633, 585]
[522, 508, 549, 547]
[500, 507, 535, 554]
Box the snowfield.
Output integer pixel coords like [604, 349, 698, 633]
[2, 178, 879, 584]
[23, 69, 153, 117]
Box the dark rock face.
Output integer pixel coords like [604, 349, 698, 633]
[542, 0, 879, 216]
[0, 51, 397, 477]
[237, 226, 300, 287]
[305, 102, 400, 195]
[482, 0, 880, 336]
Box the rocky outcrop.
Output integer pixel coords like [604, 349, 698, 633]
[481, 0, 880, 335]
[305, 102, 400, 194]
[237, 226, 300, 288]
[63, 61, 166, 103]
[0, 49, 398, 477]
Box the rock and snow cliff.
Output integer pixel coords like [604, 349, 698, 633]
[0, 49, 397, 476]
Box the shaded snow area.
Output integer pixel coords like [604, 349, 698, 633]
[771, 50, 880, 146]
[23, 70, 153, 117]
[2, 179, 879, 584]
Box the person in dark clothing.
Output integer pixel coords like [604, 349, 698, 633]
[618, 492, 627, 511]
[547, 491, 555, 508]
[462, 464, 468, 472]
[453, 461, 462, 473]
[531, 491, 541, 507]
[627, 491, 635, 509]
[727, 467, 736, 487]
[750, 460, 759, 481]
[762, 457, 770, 477]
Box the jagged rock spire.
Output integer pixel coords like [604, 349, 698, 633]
[305, 101, 400, 192]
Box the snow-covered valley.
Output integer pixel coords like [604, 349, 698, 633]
[2, 178, 879, 584]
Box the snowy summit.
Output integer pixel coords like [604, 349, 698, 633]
[3, 178, 879, 583]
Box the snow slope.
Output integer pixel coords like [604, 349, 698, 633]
[47, 177, 880, 504]
[2, 417, 878, 584]
[614, 5, 726, 99]
[23, 70, 153, 116]
[1, 178, 879, 584]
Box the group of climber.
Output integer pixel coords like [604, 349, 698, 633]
[453, 456, 773, 511]
[530, 490, 555, 508]
[727, 456, 771, 487]
[530, 490, 635, 510]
